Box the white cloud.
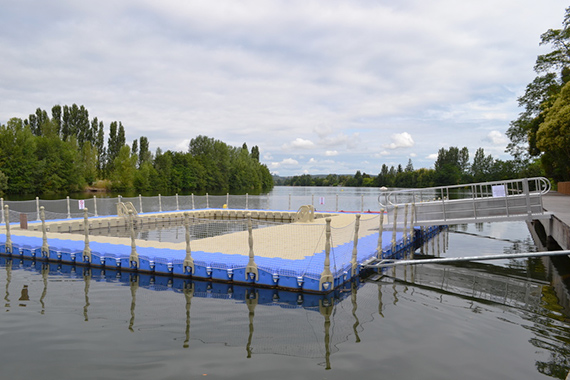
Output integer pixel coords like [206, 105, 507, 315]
[269, 157, 299, 169]
[318, 132, 360, 149]
[373, 151, 390, 158]
[282, 158, 299, 165]
[427, 153, 439, 160]
[325, 150, 338, 156]
[175, 138, 190, 151]
[282, 138, 315, 150]
[486, 130, 509, 145]
[387, 132, 415, 149]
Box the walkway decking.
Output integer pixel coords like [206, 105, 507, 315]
[543, 191, 570, 225]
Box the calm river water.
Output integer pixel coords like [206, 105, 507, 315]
[1, 186, 569, 380]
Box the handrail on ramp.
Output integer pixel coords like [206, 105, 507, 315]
[378, 177, 551, 226]
[117, 201, 139, 218]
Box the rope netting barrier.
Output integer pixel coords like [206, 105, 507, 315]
[0, 192, 389, 223]
[0, 193, 431, 293]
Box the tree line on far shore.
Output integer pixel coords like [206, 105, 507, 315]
[0, 105, 273, 195]
[277, 146, 543, 188]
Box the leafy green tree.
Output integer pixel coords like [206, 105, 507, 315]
[535, 80, 570, 181]
[153, 147, 172, 192]
[471, 148, 494, 182]
[51, 105, 62, 136]
[132, 138, 138, 159]
[34, 135, 84, 193]
[0, 170, 7, 194]
[134, 161, 158, 193]
[0, 118, 38, 193]
[506, 7, 570, 179]
[434, 147, 464, 185]
[106, 121, 126, 174]
[95, 119, 105, 175]
[80, 143, 98, 185]
[189, 135, 231, 191]
[110, 145, 137, 191]
[138, 136, 151, 166]
[251, 145, 260, 162]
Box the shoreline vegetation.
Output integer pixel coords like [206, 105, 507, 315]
[275, 146, 543, 188]
[0, 106, 273, 197]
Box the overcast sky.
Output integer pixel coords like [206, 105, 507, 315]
[1, 1, 568, 176]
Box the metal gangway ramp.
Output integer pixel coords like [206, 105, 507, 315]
[379, 177, 552, 226]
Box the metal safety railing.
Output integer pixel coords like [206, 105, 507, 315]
[378, 177, 552, 226]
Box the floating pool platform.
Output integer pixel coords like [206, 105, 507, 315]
[0, 208, 442, 293]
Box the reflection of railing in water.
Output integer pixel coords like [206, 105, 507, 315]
[383, 264, 546, 309]
[0, 255, 368, 365]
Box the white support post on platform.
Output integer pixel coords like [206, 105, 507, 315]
[246, 193, 249, 210]
[36, 197, 40, 221]
[245, 213, 258, 280]
[176, 193, 180, 211]
[403, 204, 408, 244]
[66, 196, 71, 219]
[129, 210, 138, 268]
[0, 198, 4, 224]
[336, 194, 339, 212]
[226, 193, 229, 208]
[319, 218, 334, 291]
[311, 194, 314, 207]
[351, 215, 361, 276]
[410, 203, 415, 243]
[361, 195, 364, 213]
[83, 208, 91, 261]
[391, 205, 398, 253]
[192, 193, 195, 210]
[4, 205, 11, 253]
[139, 194, 143, 213]
[41, 206, 49, 256]
[377, 208, 385, 258]
[93, 195, 98, 217]
[183, 212, 194, 274]
[158, 194, 162, 212]
[206, 193, 209, 208]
